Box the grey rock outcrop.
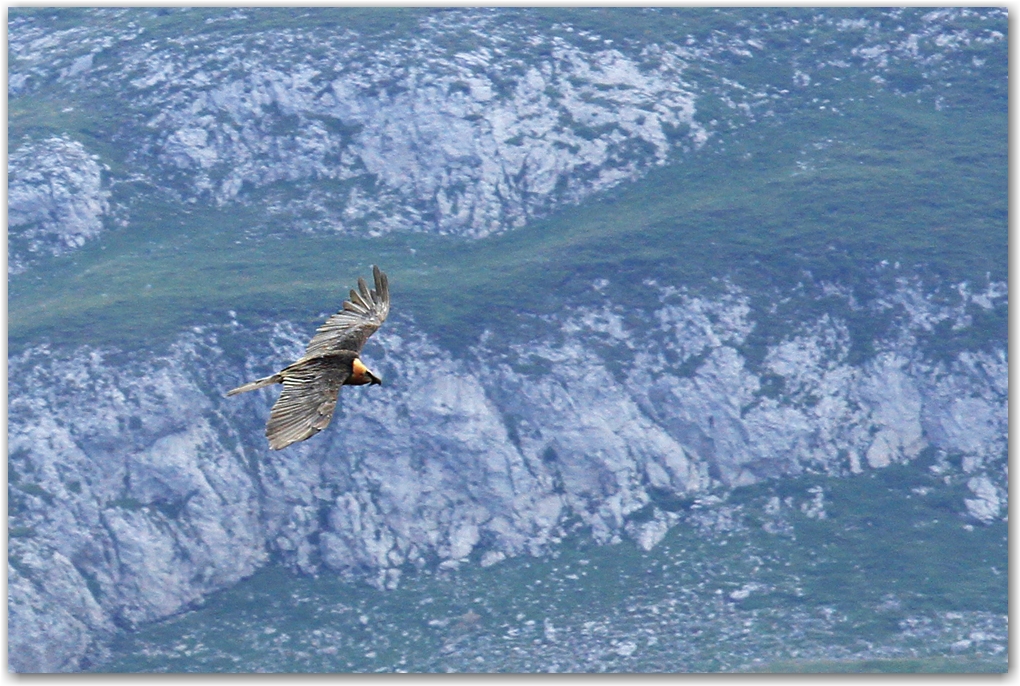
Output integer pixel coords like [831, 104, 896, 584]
[8, 136, 110, 275]
[7, 8, 1005, 244]
[9, 340, 267, 671]
[125, 14, 709, 237]
[8, 548, 114, 672]
[8, 279, 1006, 672]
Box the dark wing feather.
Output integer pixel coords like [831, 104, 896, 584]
[265, 357, 349, 450]
[305, 266, 390, 357]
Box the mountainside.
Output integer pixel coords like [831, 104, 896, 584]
[9, 8, 1006, 267]
[9, 283, 1008, 672]
[7, 7, 1007, 673]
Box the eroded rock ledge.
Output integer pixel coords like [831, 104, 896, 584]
[8, 280, 1006, 672]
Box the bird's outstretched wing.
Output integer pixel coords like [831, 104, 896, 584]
[265, 358, 349, 450]
[304, 265, 390, 357]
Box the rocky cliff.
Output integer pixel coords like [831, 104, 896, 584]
[8, 136, 110, 275]
[9, 277, 1007, 672]
[9, 7, 1005, 256]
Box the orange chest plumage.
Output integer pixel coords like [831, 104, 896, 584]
[348, 357, 371, 385]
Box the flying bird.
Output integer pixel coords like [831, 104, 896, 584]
[227, 265, 390, 450]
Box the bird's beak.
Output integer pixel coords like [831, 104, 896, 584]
[367, 370, 382, 386]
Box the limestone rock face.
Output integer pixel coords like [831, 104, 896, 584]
[8, 8, 1005, 246]
[8, 137, 110, 275]
[8, 341, 267, 672]
[8, 549, 114, 673]
[11, 10, 711, 241]
[965, 475, 1003, 523]
[8, 280, 1007, 672]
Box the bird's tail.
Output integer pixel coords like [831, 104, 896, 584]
[226, 373, 283, 397]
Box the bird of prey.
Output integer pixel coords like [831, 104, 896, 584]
[227, 265, 390, 450]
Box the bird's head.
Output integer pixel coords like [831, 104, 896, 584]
[352, 357, 382, 386]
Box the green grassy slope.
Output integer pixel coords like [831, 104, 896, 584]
[9, 90, 1005, 357]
